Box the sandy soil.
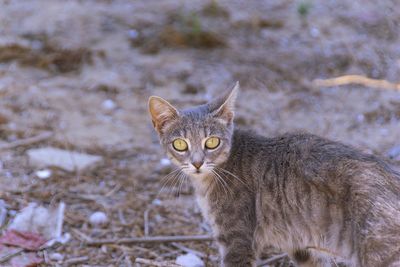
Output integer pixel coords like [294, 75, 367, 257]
[0, 0, 399, 266]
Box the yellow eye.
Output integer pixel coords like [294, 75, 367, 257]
[173, 139, 188, 151]
[205, 137, 220, 149]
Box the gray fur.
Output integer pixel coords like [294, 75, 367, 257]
[148, 83, 400, 267]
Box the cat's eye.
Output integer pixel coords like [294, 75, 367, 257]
[172, 138, 188, 151]
[205, 137, 220, 149]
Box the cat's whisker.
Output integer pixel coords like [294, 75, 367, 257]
[209, 170, 225, 198]
[157, 168, 184, 197]
[211, 169, 233, 197]
[214, 166, 252, 191]
[213, 169, 234, 196]
[210, 170, 226, 196]
[159, 168, 181, 188]
[169, 170, 185, 197]
[177, 171, 189, 197]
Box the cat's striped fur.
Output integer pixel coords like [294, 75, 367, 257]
[149, 83, 400, 267]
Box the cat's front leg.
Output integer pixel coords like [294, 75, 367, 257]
[217, 234, 256, 267]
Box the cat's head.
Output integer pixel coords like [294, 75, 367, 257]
[148, 82, 239, 178]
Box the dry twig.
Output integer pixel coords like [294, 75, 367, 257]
[313, 75, 400, 91]
[0, 131, 53, 150]
[86, 235, 213, 246]
[125, 255, 133, 267]
[135, 258, 181, 267]
[0, 248, 24, 263]
[257, 253, 288, 267]
[171, 242, 206, 258]
[64, 256, 89, 265]
[144, 208, 150, 236]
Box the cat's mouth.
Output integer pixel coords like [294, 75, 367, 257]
[181, 163, 213, 177]
[186, 167, 210, 176]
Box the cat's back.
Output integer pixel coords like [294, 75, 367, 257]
[232, 130, 400, 265]
[231, 129, 400, 192]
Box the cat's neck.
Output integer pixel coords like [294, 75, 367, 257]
[190, 173, 215, 196]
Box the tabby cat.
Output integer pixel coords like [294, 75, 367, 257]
[148, 82, 400, 267]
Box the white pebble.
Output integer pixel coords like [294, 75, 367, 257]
[151, 199, 162, 206]
[128, 29, 139, 39]
[356, 114, 365, 123]
[89, 211, 108, 226]
[35, 169, 52, 179]
[380, 128, 389, 136]
[49, 253, 64, 261]
[176, 253, 204, 267]
[310, 27, 320, 38]
[101, 99, 117, 110]
[160, 158, 171, 166]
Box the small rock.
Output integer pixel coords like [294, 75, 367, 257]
[35, 169, 52, 179]
[89, 211, 108, 227]
[380, 128, 389, 136]
[49, 253, 64, 261]
[387, 145, 400, 159]
[182, 79, 205, 95]
[356, 114, 365, 123]
[156, 158, 173, 175]
[0, 113, 8, 125]
[151, 199, 162, 206]
[176, 253, 204, 267]
[46, 232, 71, 247]
[0, 200, 7, 228]
[160, 158, 171, 166]
[127, 29, 139, 40]
[9, 202, 65, 240]
[27, 147, 102, 172]
[310, 27, 320, 38]
[101, 99, 117, 110]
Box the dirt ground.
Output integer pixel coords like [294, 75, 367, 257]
[0, 0, 400, 266]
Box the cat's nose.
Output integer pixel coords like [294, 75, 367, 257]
[192, 161, 204, 170]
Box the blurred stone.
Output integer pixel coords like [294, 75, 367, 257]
[89, 211, 108, 227]
[183, 82, 204, 95]
[151, 199, 162, 206]
[156, 158, 173, 175]
[101, 99, 117, 111]
[9, 202, 65, 241]
[387, 145, 400, 159]
[202, 0, 229, 18]
[127, 29, 139, 40]
[27, 147, 102, 172]
[49, 253, 64, 262]
[176, 253, 204, 267]
[0, 113, 8, 125]
[160, 158, 171, 166]
[35, 169, 52, 179]
[0, 200, 7, 228]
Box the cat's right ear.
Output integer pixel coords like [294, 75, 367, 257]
[148, 96, 179, 134]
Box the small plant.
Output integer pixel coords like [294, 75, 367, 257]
[297, 1, 312, 17]
[202, 0, 229, 17]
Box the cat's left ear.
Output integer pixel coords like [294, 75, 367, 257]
[213, 81, 239, 125]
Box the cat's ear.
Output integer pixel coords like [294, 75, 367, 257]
[213, 81, 239, 125]
[148, 96, 179, 134]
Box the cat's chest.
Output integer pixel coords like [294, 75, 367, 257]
[195, 193, 216, 227]
[191, 177, 221, 235]
[194, 192, 221, 239]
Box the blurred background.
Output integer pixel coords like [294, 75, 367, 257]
[0, 0, 399, 266]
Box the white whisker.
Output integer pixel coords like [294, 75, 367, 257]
[213, 166, 252, 191]
[157, 167, 184, 197]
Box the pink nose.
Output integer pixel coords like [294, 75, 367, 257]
[192, 161, 203, 169]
